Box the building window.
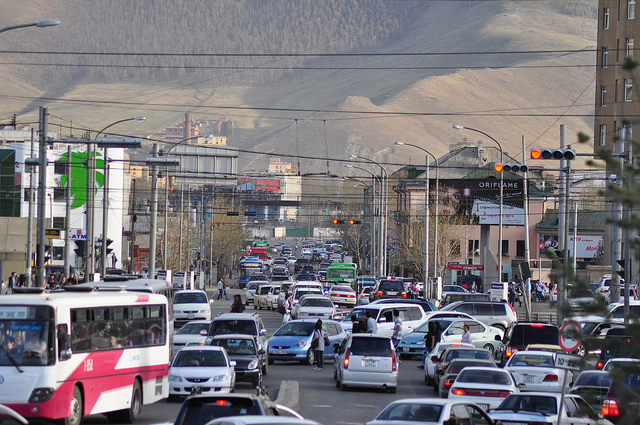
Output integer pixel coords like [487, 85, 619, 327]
[627, 38, 635, 57]
[501, 240, 509, 256]
[603, 47, 609, 68]
[53, 187, 66, 201]
[53, 216, 66, 229]
[600, 124, 607, 146]
[54, 161, 67, 175]
[604, 7, 610, 28]
[625, 79, 633, 101]
[630, 0, 636, 19]
[468, 239, 479, 256]
[516, 240, 525, 258]
[602, 86, 608, 106]
[450, 239, 461, 256]
[24, 188, 31, 202]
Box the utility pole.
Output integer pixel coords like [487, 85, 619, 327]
[129, 179, 136, 274]
[522, 136, 532, 321]
[36, 106, 47, 287]
[149, 143, 159, 279]
[557, 125, 567, 318]
[25, 129, 35, 287]
[64, 145, 71, 278]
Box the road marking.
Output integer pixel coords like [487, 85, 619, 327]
[310, 405, 333, 408]
[355, 405, 377, 408]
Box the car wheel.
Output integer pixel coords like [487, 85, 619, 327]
[389, 387, 397, 394]
[339, 380, 347, 391]
[166, 395, 178, 403]
[262, 360, 268, 375]
[425, 374, 433, 385]
[483, 344, 495, 358]
[302, 348, 314, 365]
[575, 344, 586, 356]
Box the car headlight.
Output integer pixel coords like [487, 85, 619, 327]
[212, 375, 229, 382]
[169, 375, 183, 382]
[174, 309, 182, 314]
[295, 340, 307, 347]
[199, 309, 209, 314]
[248, 359, 259, 370]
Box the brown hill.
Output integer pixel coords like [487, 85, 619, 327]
[0, 1, 598, 174]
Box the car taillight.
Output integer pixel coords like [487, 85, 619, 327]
[444, 380, 452, 387]
[543, 374, 558, 382]
[215, 400, 229, 405]
[401, 292, 407, 298]
[597, 361, 604, 369]
[553, 289, 557, 295]
[506, 347, 517, 357]
[344, 348, 351, 369]
[498, 391, 513, 397]
[451, 389, 466, 396]
[603, 399, 620, 417]
[392, 350, 398, 371]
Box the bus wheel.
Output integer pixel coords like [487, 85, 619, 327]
[61, 386, 83, 425]
[118, 380, 142, 423]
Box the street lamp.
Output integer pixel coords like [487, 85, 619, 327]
[85, 117, 145, 280]
[0, 19, 60, 34]
[342, 176, 373, 273]
[394, 141, 439, 298]
[453, 125, 504, 282]
[349, 154, 388, 277]
[345, 164, 379, 275]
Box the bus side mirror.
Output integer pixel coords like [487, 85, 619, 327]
[58, 324, 72, 361]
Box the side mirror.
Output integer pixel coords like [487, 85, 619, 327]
[200, 329, 208, 336]
[260, 329, 267, 336]
[517, 383, 526, 388]
[258, 349, 265, 355]
[379, 317, 387, 323]
[431, 355, 439, 363]
[230, 360, 237, 367]
[210, 300, 215, 305]
[436, 369, 444, 375]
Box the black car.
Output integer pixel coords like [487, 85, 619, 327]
[596, 327, 633, 369]
[495, 322, 560, 366]
[369, 279, 407, 302]
[208, 313, 269, 374]
[173, 393, 280, 425]
[210, 334, 264, 386]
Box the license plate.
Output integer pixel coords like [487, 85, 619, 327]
[272, 350, 287, 355]
[364, 359, 376, 367]
[523, 375, 535, 383]
[478, 404, 489, 411]
[387, 291, 397, 296]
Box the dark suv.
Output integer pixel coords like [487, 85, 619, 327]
[173, 393, 280, 425]
[369, 279, 407, 302]
[208, 313, 269, 374]
[495, 322, 560, 366]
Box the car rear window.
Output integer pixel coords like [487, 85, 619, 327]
[380, 281, 403, 291]
[176, 397, 259, 425]
[446, 349, 492, 362]
[458, 369, 510, 385]
[350, 337, 392, 356]
[377, 403, 443, 422]
[447, 360, 494, 374]
[509, 325, 559, 347]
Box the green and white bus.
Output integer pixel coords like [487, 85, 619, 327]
[325, 263, 358, 286]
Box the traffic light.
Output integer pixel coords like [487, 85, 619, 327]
[105, 238, 113, 255]
[349, 219, 362, 225]
[333, 219, 345, 224]
[74, 240, 86, 258]
[494, 163, 529, 173]
[616, 259, 625, 279]
[530, 148, 576, 160]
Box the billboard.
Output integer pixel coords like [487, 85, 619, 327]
[539, 234, 602, 258]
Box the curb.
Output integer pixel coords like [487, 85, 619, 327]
[274, 380, 299, 412]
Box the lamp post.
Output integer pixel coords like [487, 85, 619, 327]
[0, 19, 60, 34]
[349, 155, 388, 277]
[345, 164, 379, 275]
[394, 141, 439, 298]
[161, 136, 202, 271]
[84, 117, 145, 281]
[453, 125, 504, 282]
[146, 150, 180, 279]
[342, 176, 373, 273]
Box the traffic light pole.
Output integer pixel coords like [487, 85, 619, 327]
[64, 146, 72, 279]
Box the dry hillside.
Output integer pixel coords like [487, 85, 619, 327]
[0, 1, 598, 174]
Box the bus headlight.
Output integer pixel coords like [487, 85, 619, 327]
[29, 388, 54, 403]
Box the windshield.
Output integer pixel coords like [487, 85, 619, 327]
[0, 306, 55, 367]
[175, 397, 259, 425]
[173, 350, 227, 367]
[497, 395, 557, 414]
[174, 293, 208, 304]
[211, 338, 257, 355]
[575, 372, 612, 387]
[380, 281, 403, 291]
[176, 323, 210, 335]
[376, 403, 443, 422]
[274, 322, 315, 337]
[508, 353, 555, 367]
[327, 269, 355, 279]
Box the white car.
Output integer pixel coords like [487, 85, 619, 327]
[171, 320, 210, 358]
[244, 281, 268, 306]
[357, 286, 373, 305]
[265, 285, 281, 310]
[505, 351, 572, 393]
[291, 295, 335, 320]
[328, 285, 357, 307]
[367, 399, 494, 425]
[488, 393, 612, 425]
[334, 334, 398, 392]
[448, 366, 519, 410]
[168, 346, 236, 400]
[423, 342, 474, 385]
[173, 290, 213, 327]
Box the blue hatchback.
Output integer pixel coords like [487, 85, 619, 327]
[268, 319, 347, 365]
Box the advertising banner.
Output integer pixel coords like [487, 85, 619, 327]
[539, 234, 602, 258]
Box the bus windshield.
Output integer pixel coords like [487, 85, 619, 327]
[0, 307, 55, 367]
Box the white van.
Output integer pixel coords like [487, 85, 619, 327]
[347, 303, 429, 337]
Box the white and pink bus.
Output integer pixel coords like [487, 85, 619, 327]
[0, 288, 170, 425]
